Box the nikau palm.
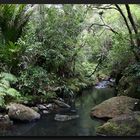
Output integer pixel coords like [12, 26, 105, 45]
[0, 4, 33, 44]
[0, 4, 34, 73]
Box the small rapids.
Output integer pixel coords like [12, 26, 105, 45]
[95, 79, 115, 89]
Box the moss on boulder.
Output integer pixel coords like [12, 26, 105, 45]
[117, 76, 140, 99]
[96, 112, 140, 136]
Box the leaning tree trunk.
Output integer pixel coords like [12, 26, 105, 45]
[115, 4, 140, 62]
[125, 4, 140, 48]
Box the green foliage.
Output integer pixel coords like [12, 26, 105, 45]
[108, 33, 133, 64]
[0, 72, 21, 107]
[0, 4, 33, 44]
[15, 5, 92, 101]
[0, 42, 22, 72]
[0, 96, 5, 108]
[124, 63, 140, 78]
[0, 4, 140, 105]
[20, 5, 86, 75]
[0, 72, 17, 83]
[0, 4, 33, 74]
[6, 88, 21, 98]
[43, 91, 57, 101]
[18, 66, 49, 95]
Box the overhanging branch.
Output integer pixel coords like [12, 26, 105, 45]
[88, 23, 118, 34]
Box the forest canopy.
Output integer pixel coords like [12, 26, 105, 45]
[0, 4, 140, 106]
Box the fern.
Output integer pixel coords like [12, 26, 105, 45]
[6, 88, 21, 98]
[0, 72, 21, 107]
[0, 79, 10, 87]
[0, 96, 5, 107]
[0, 72, 17, 84]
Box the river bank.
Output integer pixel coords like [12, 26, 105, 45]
[0, 80, 115, 136]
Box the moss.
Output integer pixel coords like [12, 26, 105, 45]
[97, 122, 121, 136]
[117, 75, 140, 99]
[97, 121, 138, 136]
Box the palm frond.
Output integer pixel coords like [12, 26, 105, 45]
[0, 4, 33, 44]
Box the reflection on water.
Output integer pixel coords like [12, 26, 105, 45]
[1, 86, 115, 136]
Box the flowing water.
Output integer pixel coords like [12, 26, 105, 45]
[1, 81, 115, 136]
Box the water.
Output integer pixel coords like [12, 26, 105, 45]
[95, 79, 115, 89]
[95, 81, 111, 89]
[1, 82, 115, 136]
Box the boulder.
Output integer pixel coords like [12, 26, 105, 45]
[53, 99, 71, 108]
[96, 111, 140, 136]
[37, 104, 47, 110]
[58, 98, 65, 102]
[42, 110, 50, 114]
[54, 114, 79, 121]
[46, 104, 53, 108]
[31, 107, 39, 112]
[7, 103, 40, 122]
[0, 114, 13, 130]
[117, 76, 140, 99]
[90, 96, 140, 119]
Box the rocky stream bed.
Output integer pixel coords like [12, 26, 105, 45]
[0, 79, 139, 136]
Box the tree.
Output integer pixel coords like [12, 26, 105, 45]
[115, 4, 140, 61]
[0, 4, 33, 44]
[0, 4, 34, 74]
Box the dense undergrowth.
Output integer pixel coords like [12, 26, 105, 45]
[0, 4, 140, 107]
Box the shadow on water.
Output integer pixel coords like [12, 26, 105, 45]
[1, 83, 115, 136]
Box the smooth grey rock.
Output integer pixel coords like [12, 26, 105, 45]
[54, 114, 79, 121]
[43, 110, 50, 114]
[37, 104, 47, 110]
[90, 96, 139, 119]
[53, 100, 71, 108]
[7, 103, 40, 122]
[0, 114, 13, 130]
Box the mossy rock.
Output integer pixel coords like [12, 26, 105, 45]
[90, 96, 139, 119]
[96, 112, 140, 136]
[7, 103, 40, 122]
[117, 76, 140, 99]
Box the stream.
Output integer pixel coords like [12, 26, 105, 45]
[1, 81, 115, 136]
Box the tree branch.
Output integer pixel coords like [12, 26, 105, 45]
[115, 4, 139, 61]
[125, 4, 138, 34]
[92, 4, 117, 10]
[88, 23, 118, 34]
[86, 55, 104, 77]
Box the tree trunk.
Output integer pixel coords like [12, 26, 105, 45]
[87, 55, 103, 77]
[115, 4, 140, 61]
[125, 4, 140, 47]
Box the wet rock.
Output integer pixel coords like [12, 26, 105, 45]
[42, 110, 50, 114]
[37, 104, 47, 110]
[90, 96, 139, 119]
[39, 103, 62, 113]
[0, 114, 13, 130]
[45, 104, 53, 109]
[96, 111, 140, 136]
[108, 82, 114, 87]
[53, 99, 71, 108]
[70, 109, 77, 113]
[54, 114, 79, 121]
[7, 103, 40, 122]
[31, 107, 39, 112]
[57, 97, 65, 102]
